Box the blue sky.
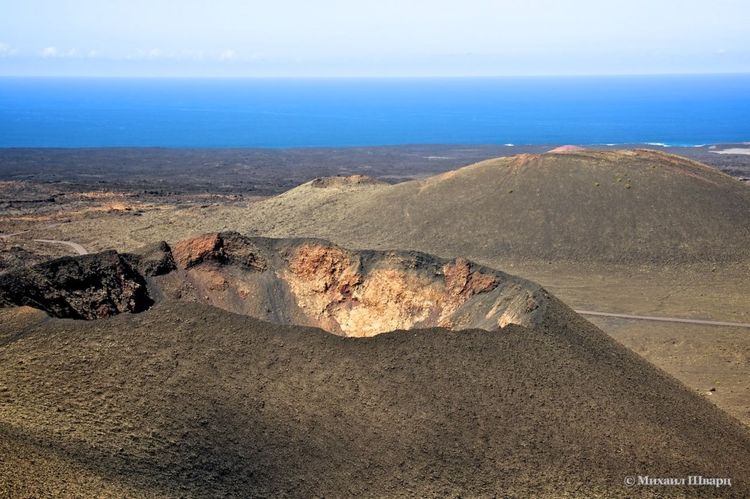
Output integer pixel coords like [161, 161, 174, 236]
[1, 0, 749, 77]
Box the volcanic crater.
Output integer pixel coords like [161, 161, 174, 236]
[0, 232, 550, 337]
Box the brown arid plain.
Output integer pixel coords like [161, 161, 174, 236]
[1, 145, 749, 496]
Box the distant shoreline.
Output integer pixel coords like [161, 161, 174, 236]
[0, 141, 747, 150]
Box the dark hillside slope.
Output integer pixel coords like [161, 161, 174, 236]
[244, 149, 750, 264]
[1, 300, 748, 497]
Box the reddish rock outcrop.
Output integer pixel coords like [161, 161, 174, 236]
[171, 233, 223, 269]
[443, 258, 498, 300]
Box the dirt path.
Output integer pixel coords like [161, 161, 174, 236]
[32, 239, 88, 255]
[576, 310, 750, 328]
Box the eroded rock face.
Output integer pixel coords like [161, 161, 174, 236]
[166, 233, 550, 336]
[282, 247, 506, 336]
[0, 250, 152, 319]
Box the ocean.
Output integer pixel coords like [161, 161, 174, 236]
[0, 75, 748, 148]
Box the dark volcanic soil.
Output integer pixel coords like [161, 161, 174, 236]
[1, 300, 749, 497]
[0, 146, 526, 197]
[0, 144, 746, 198]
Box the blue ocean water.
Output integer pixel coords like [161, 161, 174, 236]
[0, 75, 748, 147]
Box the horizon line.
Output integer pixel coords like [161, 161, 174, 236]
[0, 142, 743, 150]
[2, 71, 750, 80]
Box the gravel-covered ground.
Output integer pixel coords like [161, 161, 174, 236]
[2, 300, 749, 497]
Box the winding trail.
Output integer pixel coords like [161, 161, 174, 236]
[576, 310, 750, 328]
[32, 239, 89, 255]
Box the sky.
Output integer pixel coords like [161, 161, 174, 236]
[0, 0, 749, 77]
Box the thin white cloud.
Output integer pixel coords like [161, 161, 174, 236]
[39, 46, 80, 58]
[40, 46, 59, 58]
[218, 49, 236, 61]
[178, 49, 206, 61]
[39, 46, 266, 65]
[0, 42, 18, 57]
[125, 48, 165, 60]
[122, 48, 251, 62]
